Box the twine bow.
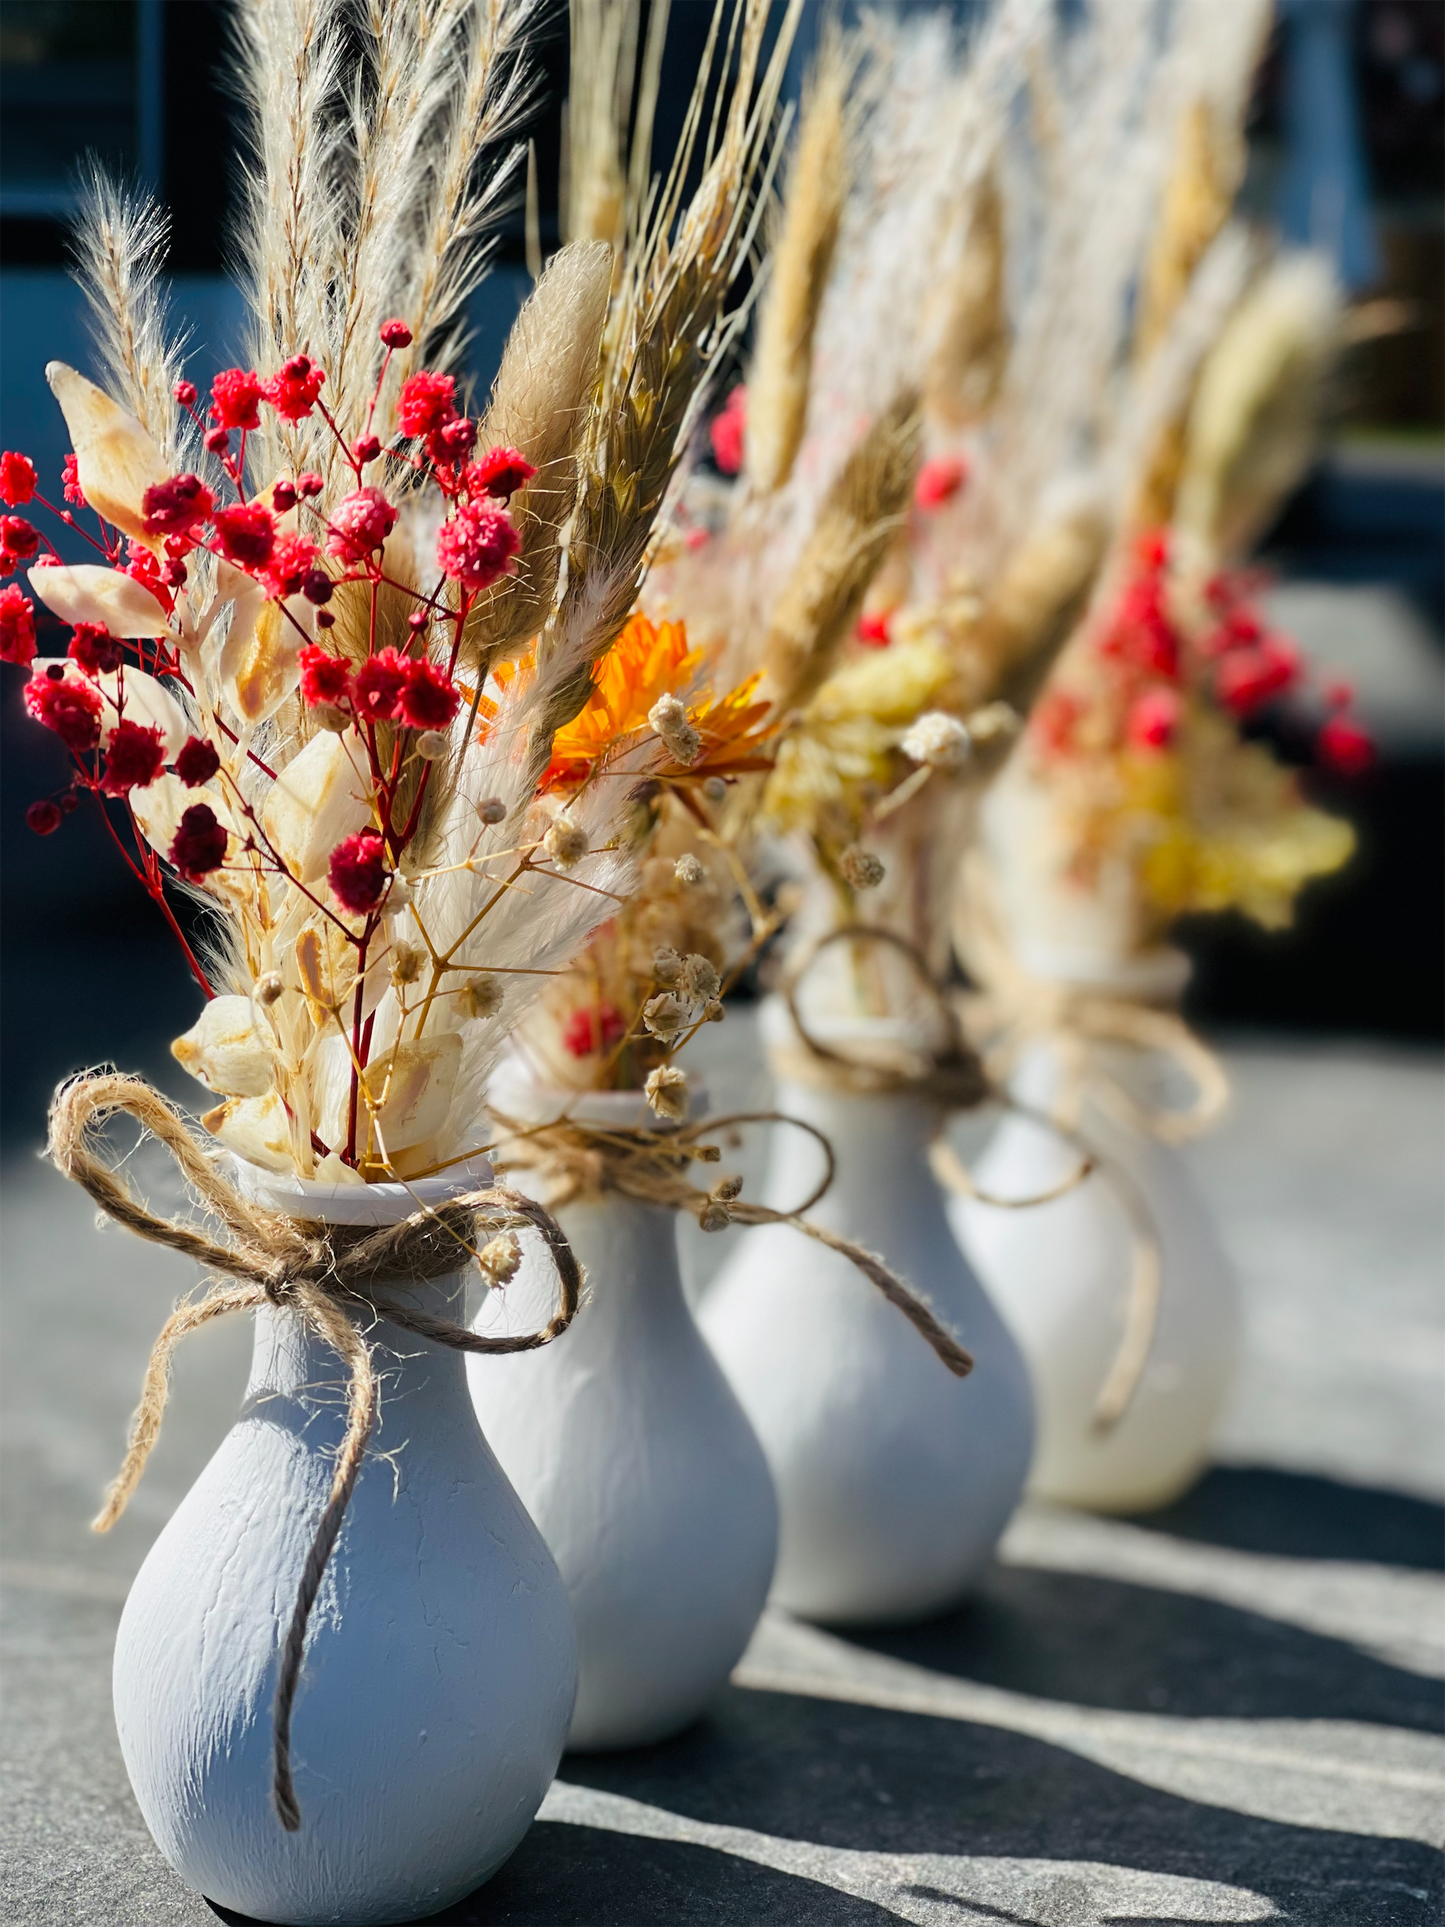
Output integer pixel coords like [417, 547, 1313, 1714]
[775, 925, 1174, 1431]
[955, 850, 1229, 1146]
[47, 1072, 583, 1835]
[490, 1105, 974, 1379]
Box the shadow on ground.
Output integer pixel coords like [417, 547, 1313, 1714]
[1135, 1465, 1445, 1572]
[843, 1563, 1443, 1731]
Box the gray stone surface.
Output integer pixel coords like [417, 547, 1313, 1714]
[2, 1030, 1442, 1925]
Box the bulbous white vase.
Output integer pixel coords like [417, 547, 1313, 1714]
[469, 1083, 778, 1750]
[698, 1000, 1034, 1627]
[112, 1160, 577, 1926]
[950, 1036, 1240, 1512]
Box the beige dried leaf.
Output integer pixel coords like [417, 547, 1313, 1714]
[45, 361, 170, 544]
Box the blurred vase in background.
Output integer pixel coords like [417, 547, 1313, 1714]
[471, 1076, 778, 1749]
[699, 997, 1034, 1626]
[950, 770, 1241, 1513]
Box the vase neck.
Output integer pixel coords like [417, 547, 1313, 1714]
[247, 1271, 471, 1408]
[764, 1076, 943, 1215]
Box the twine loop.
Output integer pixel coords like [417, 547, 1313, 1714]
[773, 924, 1181, 1433]
[47, 1071, 583, 1835]
[489, 1103, 975, 1381]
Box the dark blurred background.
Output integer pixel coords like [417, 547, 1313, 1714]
[0, 0, 1440, 1148]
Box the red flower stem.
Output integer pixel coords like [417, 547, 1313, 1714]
[93, 794, 215, 995]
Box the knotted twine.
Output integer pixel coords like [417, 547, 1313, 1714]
[489, 1105, 975, 1379]
[773, 924, 1174, 1431]
[47, 1071, 584, 1834]
[954, 849, 1229, 1148]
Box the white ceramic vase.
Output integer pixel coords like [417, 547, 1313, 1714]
[950, 1035, 1240, 1512]
[956, 768, 1241, 1512]
[112, 1160, 577, 1926]
[697, 999, 1034, 1627]
[469, 1081, 778, 1750]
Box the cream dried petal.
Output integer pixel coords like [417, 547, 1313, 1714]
[362, 1034, 463, 1156]
[131, 772, 238, 862]
[172, 995, 277, 1097]
[46, 361, 169, 543]
[261, 730, 373, 883]
[313, 1151, 367, 1187]
[202, 1092, 293, 1173]
[27, 563, 172, 638]
[221, 591, 316, 727]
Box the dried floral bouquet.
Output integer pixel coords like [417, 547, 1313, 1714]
[1, 0, 805, 1195]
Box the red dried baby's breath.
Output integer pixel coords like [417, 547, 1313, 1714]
[24, 671, 103, 751]
[100, 719, 166, 795]
[213, 503, 276, 570]
[352, 646, 408, 723]
[175, 735, 221, 786]
[396, 371, 456, 439]
[263, 354, 326, 423]
[435, 499, 518, 592]
[0, 584, 36, 665]
[0, 452, 37, 506]
[170, 803, 229, 879]
[298, 644, 352, 708]
[396, 657, 460, 731]
[68, 622, 125, 673]
[326, 487, 397, 564]
[210, 369, 263, 432]
[466, 445, 537, 501]
[329, 829, 388, 914]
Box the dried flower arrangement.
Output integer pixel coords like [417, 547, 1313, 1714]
[623, 0, 1262, 1034]
[2, 0, 800, 1186]
[977, 235, 1368, 965]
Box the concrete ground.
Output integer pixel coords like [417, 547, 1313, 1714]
[2, 1026, 1441, 1926]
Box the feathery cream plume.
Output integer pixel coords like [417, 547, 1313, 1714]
[70, 171, 188, 464]
[461, 239, 614, 673]
[759, 393, 922, 714]
[959, 492, 1110, 717]
[1174, 252, 1342, 561]
[744, 25, 857, 495]
[562, 0, 670, 253]
[924, 169, 1010, 429]
[523, 0, 805, 775]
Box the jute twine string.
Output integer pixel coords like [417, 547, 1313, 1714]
[954, 851, 1230, 1147]
[774, 925, 1170, 1431]
[490, 1105, 974, 1380]
[47, 1072, 584, 1834]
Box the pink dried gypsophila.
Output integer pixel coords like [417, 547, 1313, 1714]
[0, 585, 35, 664]
[24, 670, 103, 750]
[396, 372, 457, 439]
[327, 488, 397, 564]
[263, 355, 326, 422]
[435, 499, 519, 591]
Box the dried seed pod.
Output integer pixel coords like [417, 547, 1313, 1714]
[543, 813, 588, 868]
[838, 846, 885, 890]
[478, 1233, 522, 1285]
[644, 1063, 689, 1122]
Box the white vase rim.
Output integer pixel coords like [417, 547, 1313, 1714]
[1009, 940, 1191, 1001]
[230, 1152, 495, 1227]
